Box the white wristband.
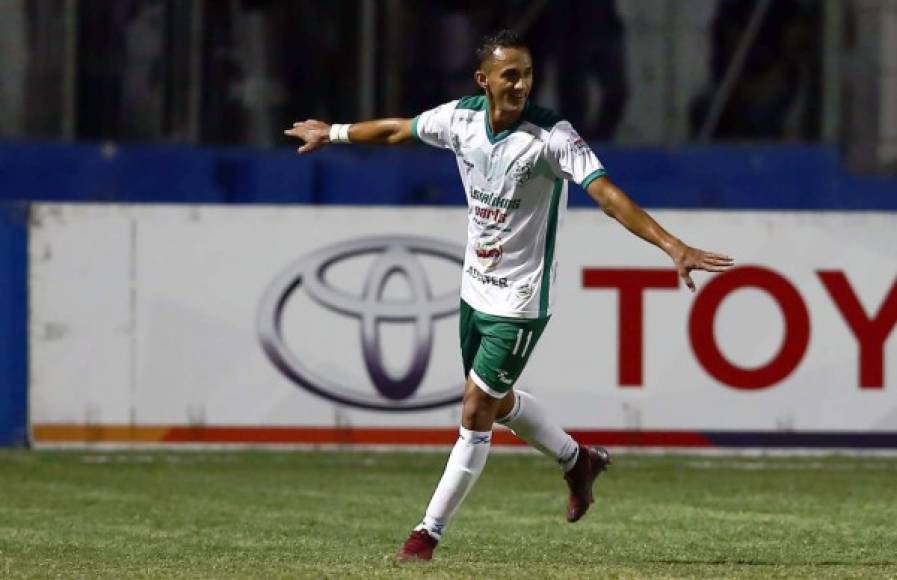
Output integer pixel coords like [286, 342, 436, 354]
[329, 123, 352, 144]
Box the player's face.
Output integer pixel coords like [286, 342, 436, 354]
[479, 47, 533, 114]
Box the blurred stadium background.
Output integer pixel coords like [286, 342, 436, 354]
[1, 1, 896, 576]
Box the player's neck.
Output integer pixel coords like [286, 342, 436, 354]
[487, 103, 523, 135]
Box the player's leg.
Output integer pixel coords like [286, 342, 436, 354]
[411, 312, 556, 536]
[486, 329, 611, 522]
[417, 381, 499, 526]
[470, 313, 564, 465]
[499, 387, 611, 521]
[495, 389, 579, 471]
[397, 302, 499, 561]
[398, 305, 608, 561]
[398, 377, 499, 561]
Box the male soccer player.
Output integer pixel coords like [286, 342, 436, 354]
[285, 30, 734, 562]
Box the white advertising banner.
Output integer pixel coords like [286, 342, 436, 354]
[29, 204, 897, 447]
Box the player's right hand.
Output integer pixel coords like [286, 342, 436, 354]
[284, 120, 330, 154]
[670, 242, 735, 292]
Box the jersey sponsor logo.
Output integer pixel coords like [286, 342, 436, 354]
[471, 205, 509, 224]
[475, 240, 503, 270]
[257, 236, 465, 412]
[571, 137, 590, 156]
[469, 188, 521, 210]
[466, 265, 509, 288]
[515, 282, 534, 300]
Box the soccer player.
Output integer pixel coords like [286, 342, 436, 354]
[285, 29, 734, 562]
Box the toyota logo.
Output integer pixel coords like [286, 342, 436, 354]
[257, 236, 466, 411]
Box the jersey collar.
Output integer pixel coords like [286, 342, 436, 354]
[484, 103, 528, 144]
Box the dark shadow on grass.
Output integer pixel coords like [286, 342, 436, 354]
[651, 560, 896, 567]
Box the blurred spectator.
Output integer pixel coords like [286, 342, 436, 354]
[4, 0, 832, 146]
[121, 1, 165, 140]
[404, 0, 628, 140]
[200, 1, 247, 144]
[520, 0, 628, 140]
[0, 0, 27, 137]
[403, 1, 493, 114]
[23, 0, 65, 138]
[75, 0, 170, 141]
[275, 1, 359, 134]
[77, 0, 130, 140]
[690, 0, 821, 140]
[202, 0, 358, 146]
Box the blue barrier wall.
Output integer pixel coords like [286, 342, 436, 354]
[1, 141, 895, 447]
[0, 202, 27, 447]
[2, 141, 896, 209]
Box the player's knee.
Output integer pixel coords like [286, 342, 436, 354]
[495, 390, 517, 423]
[461, 388, 500, 431]
[460, 407, 495, 431]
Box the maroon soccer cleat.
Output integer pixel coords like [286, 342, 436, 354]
[563, 445, 611, 523]
[396, 529, 439, 562]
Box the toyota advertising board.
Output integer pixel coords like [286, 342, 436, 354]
[29, 204, 897, 448]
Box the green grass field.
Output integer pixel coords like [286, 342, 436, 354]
[1, 450, 896, 579]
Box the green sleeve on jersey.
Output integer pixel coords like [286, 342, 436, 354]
[580, 168, 608, 191]
[410, 115, 422, 141]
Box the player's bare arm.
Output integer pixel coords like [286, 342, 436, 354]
[586, 176, 735, 291]
[284, 118, 414, 154]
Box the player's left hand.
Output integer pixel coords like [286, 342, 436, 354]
[671, 242, 735, 292]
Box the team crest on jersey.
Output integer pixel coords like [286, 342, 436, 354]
[508, 158, 535, 184]
[475, 240, 503, 270]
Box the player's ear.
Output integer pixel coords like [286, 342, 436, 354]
[474, 69, 488, 90]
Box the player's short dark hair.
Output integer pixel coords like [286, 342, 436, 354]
[476, 29, 528, 67]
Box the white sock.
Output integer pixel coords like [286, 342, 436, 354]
[497, 390, 579, 472]
[415, 427, 492, 540]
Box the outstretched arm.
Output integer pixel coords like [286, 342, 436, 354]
[284, 118, 414, 154]
[586, 176, 734, 291]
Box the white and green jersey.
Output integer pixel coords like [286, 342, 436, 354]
[411, 95, 607, 319]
